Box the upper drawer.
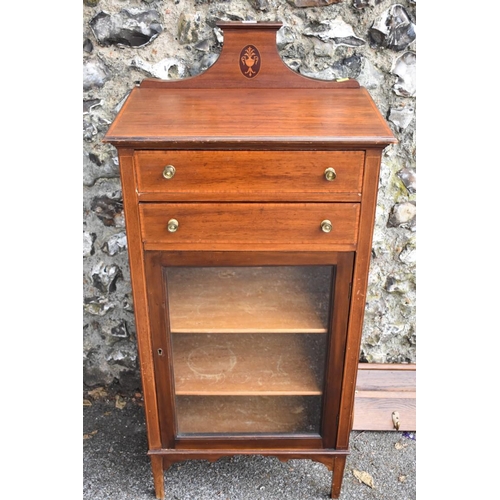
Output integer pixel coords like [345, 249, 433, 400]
[134, 151, 364, 202]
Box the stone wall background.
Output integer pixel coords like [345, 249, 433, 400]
[83, 0, 416, 391]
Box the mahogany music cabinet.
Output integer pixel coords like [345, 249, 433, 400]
[103, 21, 396, 499]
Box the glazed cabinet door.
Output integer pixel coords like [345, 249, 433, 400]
[144, 251, 353, 450]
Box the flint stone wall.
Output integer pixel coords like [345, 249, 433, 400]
[83, 0, 416, 390]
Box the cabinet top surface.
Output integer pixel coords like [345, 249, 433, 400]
[103, 22, 396, 150]
[104, 87, 396, 149]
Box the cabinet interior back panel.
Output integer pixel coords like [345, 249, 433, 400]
[165, 266, 333, 333]
[172, 332, 328, 396]
[176, 395, 322, 435]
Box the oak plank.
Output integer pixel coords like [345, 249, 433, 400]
[353, 364, 416, 431]
[353, 397, 416, 431]
[356, 366, 416, 392]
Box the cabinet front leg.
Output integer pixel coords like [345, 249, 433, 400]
[151, 455, 165, 500]
[331, 455, 347, 499]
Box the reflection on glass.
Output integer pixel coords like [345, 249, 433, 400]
[167, 266, 332, 333]
[165, 266, 333, 435]
[176, 396, 323, 435]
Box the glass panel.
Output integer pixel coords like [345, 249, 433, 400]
[176, 396, 322, 435]
[172, 333, 326, 396]
[165, 266, 333, 436]
[167, 266, 332, 333]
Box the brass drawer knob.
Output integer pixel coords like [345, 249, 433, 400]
[162, 165, 176, 179]
[167, 219, 179, 233]
[321, 220, 333, 233]
[324, 167, 337, 181]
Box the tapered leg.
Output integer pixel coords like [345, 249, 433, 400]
[331, 455, 347, 499]
[151, 455, 165, 500]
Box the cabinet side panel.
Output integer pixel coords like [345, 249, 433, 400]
[336, 149, 382, 449]
[321, 252, 354, 448]
[117, 149, 162, 449]
[144, 253, 177, 447]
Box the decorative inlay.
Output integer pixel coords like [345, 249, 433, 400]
[239, 45, 261, 78]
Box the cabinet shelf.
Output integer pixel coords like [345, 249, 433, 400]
[176, 395, 322, 435]
[166, 266, 332, 334]
[172, 333, 327, 396]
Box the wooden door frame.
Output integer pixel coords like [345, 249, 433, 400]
[144, 250, 354, 451]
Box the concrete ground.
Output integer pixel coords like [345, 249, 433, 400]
[83, 394, 416, 500]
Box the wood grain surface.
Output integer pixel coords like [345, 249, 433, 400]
[135, 150, 364, 202]
[139, 202, 360, 251]
[105, 88, 396, 149]
[140, 22, 359, 91]
[353, 364, 416, 431]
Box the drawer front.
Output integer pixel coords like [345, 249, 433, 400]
[135, 151, 364, 202]
[139, 203, 360, 251]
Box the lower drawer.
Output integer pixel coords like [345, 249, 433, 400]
[139, 203, 359, 251]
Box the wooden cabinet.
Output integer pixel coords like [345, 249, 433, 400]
[104, 22, 396, 499]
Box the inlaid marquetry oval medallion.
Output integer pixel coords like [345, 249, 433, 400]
[239, 45, 261, 78]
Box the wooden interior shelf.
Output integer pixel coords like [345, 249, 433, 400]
[172, 333, 327, 396]
[166, 266, 332, 334]
[176, 395, 322, 435]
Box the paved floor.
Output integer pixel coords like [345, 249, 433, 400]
[83, 393, 416, 500]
